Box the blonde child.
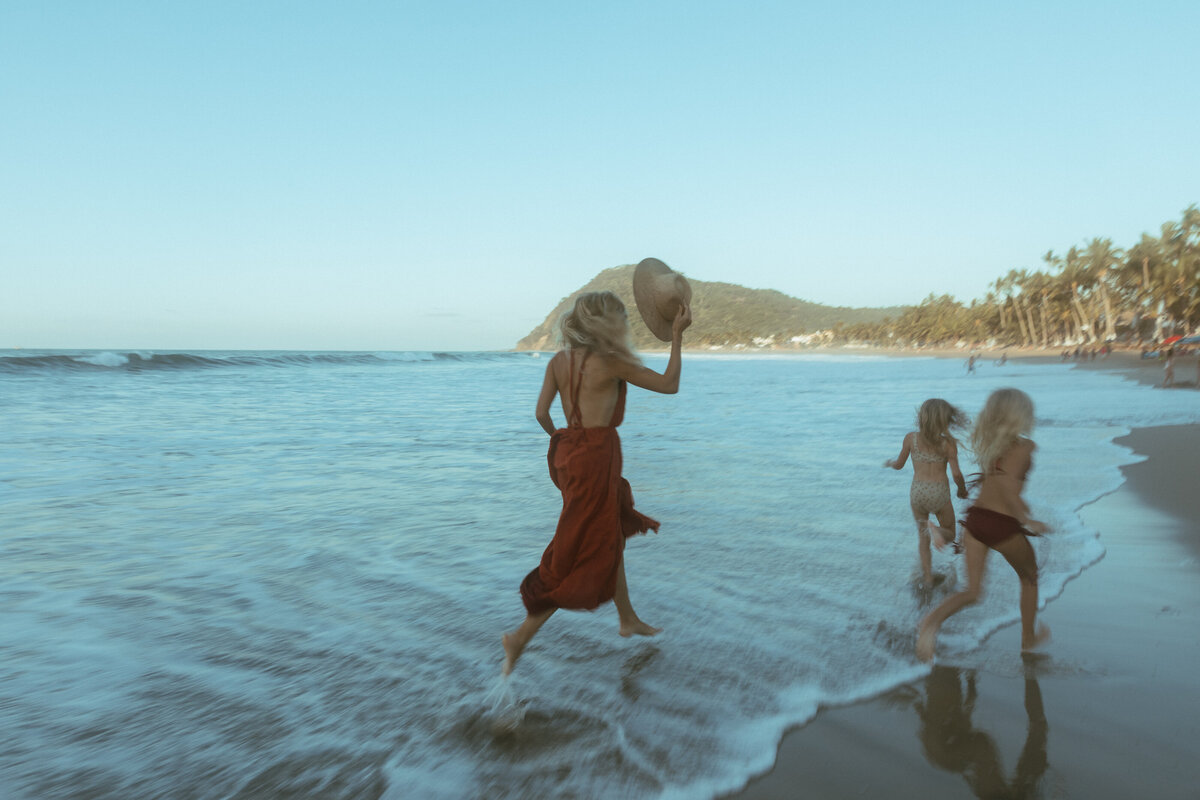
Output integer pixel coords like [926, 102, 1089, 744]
[502, 290, 691, 676]
[916, 388, 1051, 662]
[885, 399, 969, 587]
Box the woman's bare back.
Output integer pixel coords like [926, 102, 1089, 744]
[552, 350, 621, 428]
[974, 438, 1035, 519]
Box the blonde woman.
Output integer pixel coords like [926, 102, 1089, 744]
[917, 388, 1051, 662]
[502, 290, 691, 676]
[885, 399, 969, 587]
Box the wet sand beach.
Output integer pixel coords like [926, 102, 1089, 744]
[726, 355, 1200, 800]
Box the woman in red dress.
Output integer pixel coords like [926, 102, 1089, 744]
[502, 288, 691, 676]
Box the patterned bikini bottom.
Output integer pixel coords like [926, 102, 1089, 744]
[910, 479, 951, 516]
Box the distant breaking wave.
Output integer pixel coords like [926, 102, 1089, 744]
[0, 350, 540, 372]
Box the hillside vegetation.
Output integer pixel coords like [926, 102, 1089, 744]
[515, 265, 900, 350]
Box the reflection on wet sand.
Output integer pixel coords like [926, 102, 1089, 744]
[914, 664, 1048, 798]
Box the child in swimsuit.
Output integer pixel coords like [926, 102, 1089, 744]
[501, 291, 692, 676]
[885, 399, 969, 587]
[916, 388, 1052, 662]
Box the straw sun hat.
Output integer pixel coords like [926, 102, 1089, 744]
[632, 258, 692, 342]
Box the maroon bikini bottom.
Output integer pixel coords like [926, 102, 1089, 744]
[961, 506, 1027, 548]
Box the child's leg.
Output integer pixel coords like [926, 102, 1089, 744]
[911, 506, 933, 583]
[502, 607, 555, 675]
[917, 532, 988, 661]
[992, 534, 1051, 651]
[931, 502, 958, 551]
[614, 558, 661, 637]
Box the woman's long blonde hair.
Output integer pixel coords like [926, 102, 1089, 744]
[971, 388, 1034, 472]
[916, 398, 968, 451]
[559, 291, 640, 365]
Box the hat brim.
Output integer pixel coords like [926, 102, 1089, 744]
[633, 258, 692, 342]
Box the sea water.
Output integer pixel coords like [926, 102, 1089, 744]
[1, 349, 1196, 799]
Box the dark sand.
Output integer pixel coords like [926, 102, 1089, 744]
[725, 355, 1200, 800]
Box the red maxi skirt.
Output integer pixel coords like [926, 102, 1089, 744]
[519, 425, 659, 614]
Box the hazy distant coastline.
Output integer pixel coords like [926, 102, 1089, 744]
[515, 264, 901, 352]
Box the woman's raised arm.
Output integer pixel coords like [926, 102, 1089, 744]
[612, 305, 691, 394]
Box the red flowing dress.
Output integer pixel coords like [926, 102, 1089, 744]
[519, 351, 660, 614]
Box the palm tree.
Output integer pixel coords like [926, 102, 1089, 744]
[1058, 247, 1097, 343]
[1014, 270, 1041, 347]
[992, 271, 1027, 345]
[1082, 237, 1123, 341]
[983, 289, 1005, 336]
[1156, 220, 1189, 338]
[1122, 234, 1160, 300]
[1175, 206, 1200, 330]
[1020, 270, 1051, 348]
[1114, 233, 1162, 339]
[1000, 270, 1031, 346]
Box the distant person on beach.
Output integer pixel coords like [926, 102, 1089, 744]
[917, 388, 1051, 662]
[966, 354, 978, 374]
[502, 264, 692, 676]
[884, 399, 969, 587]
[1162, 347, 1175, 387]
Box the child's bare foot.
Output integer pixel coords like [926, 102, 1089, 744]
[619, 619, 662, 638]
[928, 523, 955, 552]
[1021, 623, 1051, 653]
[501, 632, 525, 676]
[915, 621, 937, 662]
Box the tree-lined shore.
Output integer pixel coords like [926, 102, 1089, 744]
[841, 205, 1199, 349]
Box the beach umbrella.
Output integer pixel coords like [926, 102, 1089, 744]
[1162, 335, 1183, 345]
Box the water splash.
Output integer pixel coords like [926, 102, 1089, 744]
[481, 675, 525, 735]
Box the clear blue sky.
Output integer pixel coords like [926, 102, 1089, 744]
[3, 1, 1197, 350]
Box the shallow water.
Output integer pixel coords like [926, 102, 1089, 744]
[2, 349, 1195, 799]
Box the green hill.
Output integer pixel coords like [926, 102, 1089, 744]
[515, 264, 902, 350]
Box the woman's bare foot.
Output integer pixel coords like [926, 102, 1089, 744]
[619, 619, 662, 638]
[501, 632, 525, 676]
[1021, 623, 1051, 653]
[915, 621, 937, 662]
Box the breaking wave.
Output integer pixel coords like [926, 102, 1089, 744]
[0, 350, 543, 373]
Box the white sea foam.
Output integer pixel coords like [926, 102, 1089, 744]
[373, 350, 436, 362]
[77, 350, 129, 367]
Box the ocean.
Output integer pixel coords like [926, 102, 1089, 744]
[2, 349, 1196, 799]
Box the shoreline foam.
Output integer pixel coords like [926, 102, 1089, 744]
[724, 414, 1200, 799]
